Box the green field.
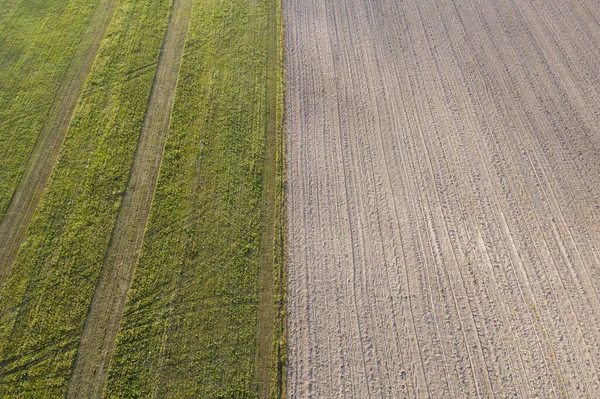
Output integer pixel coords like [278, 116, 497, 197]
[0, 0, 99, 219]
[0, 0, 285, 396]
[0, 0, 172, 394]
[104, 0, 286, 395]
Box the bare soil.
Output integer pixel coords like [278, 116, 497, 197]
[285, 0, 600, 397]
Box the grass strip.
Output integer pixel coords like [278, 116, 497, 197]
[272, 0, 287, 394]
[0, 0, 99, 219]
[259, 0, 287, 395]
[0, 0, 118, 289]
[104, 0, 285, 396]
[0, 0, 172, 395]
[66, 0, 192, 395]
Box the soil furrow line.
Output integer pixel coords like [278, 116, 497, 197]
[465, 1, 600, 389]
[359, 2, 454, 395]
[399, 2, 497, 395]
[412, 2, 524, 395]
[324, 1, 374, 395]
[415, 4, 528, 395]
[377, 2, 480, 395]
[364, 5, 456, 394]
[338, 0, 408, 393]
[428, 2, 553, 396]
[450, 1, 595, 395]
[447, 3, 576, 395]
[356, 8, 429, 394]
[378, 0, 484, 394]
[504, 0, 600, 307]
[285, 0, 600, 395]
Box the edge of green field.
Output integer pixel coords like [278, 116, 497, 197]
[272, 0, 287, 393]
[102, 0, 287, 396]
[260, 0, 287, 394]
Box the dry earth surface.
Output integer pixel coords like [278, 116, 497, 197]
[285, 0, 600, 397]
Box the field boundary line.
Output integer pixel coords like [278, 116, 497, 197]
[0, 0, 118, 290]
[273, 0, 287, 394]
[256, 0, 286, 395]
[65, 0, 192, 396]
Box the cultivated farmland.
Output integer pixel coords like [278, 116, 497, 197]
[285, 0, 600, 397]
[0, 0, 114, 284]
[0, 0, 284, 397]
[0, 0, 101, 220]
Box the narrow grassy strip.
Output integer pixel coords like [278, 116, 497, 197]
[0, 0, 117, 289]
[0, 0, 172, 396]
[258, 0, 287, 395]
[0, 0, 99, 219]
[66, 0, 192, 395]
[104, 0, 283, 396]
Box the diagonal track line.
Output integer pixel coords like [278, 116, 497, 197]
[0, 0, 118, 290]
[65, 0, 192, 396]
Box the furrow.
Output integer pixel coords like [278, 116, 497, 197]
[285, 0, 600, 396]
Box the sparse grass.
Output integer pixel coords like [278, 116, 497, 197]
[272, 0, 287, 393]
[0, 0, 171, 395]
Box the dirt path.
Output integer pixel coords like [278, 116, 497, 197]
[65, 0, 192, 396]
[0, 0, 117, 289]
[285, 0, 600, 397]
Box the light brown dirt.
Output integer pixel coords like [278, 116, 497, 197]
[65, 0, 191, 396]
[285, 0, 600, 397]
[0, 0, 117, 290]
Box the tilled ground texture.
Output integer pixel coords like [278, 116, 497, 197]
[285, 0, 600, 397]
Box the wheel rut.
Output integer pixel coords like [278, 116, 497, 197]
[65, 0, 192, 396]
[0, 0, 117, 290]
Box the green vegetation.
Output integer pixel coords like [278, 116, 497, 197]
[261, 0, 287, 395]
[272, 0, 287, 393]
[0, 0, 285, 396]
[104, 0, 286, 396]
[0, 0, 172, 395]
[0, 0, 99, 219]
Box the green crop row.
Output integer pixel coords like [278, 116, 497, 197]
[0, 0, 172, 395]
[272, 0, 287, 393]
[103, 0, 284, 396]
[0, 0, 99, 219]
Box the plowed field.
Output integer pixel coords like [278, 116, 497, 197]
[285, 0, 600, 397]
[0, 0, 284, 396]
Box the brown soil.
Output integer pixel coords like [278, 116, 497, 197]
[285, 0, 600, 397]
